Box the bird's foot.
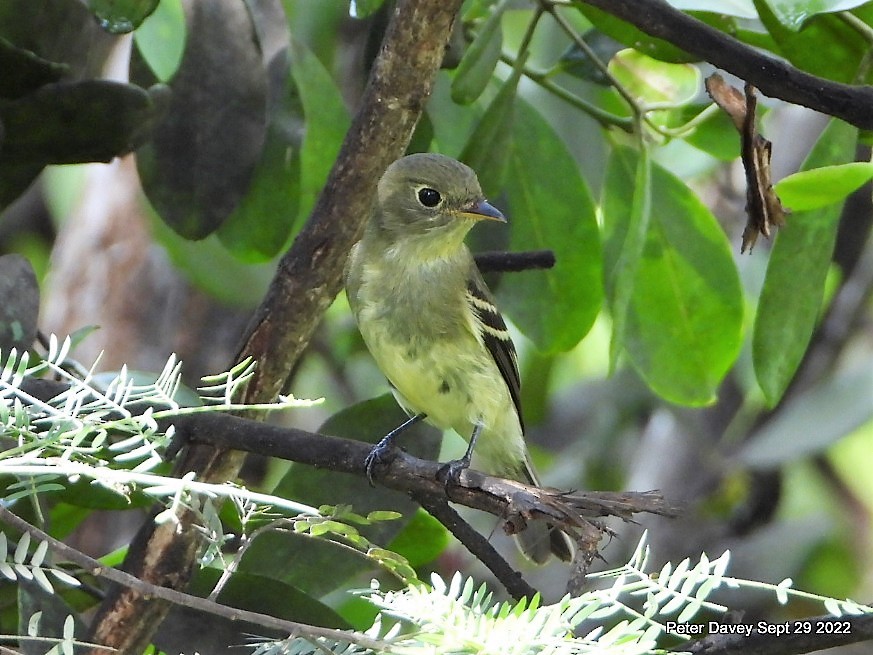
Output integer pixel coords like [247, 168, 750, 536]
[364, 442, 395, 487]
[436, 456, 471, 488]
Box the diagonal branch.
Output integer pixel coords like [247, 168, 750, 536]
[573, 0, 873, 129]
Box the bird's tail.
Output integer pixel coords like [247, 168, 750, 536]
[511, 458, 575, 564]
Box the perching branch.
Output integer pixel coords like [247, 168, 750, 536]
[571, 0, 873, 129]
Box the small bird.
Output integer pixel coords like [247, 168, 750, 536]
[344, 153, 573, 563]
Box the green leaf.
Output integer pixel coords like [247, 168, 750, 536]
[451, 0, 505, 105]
[603, 147, 744, 405]
[132, 0, 185, 82]
[387, 508, 449, 567]
[286, 37, 350, 243]
[498, 99, 603, 353]
[775, 162, 873, 211]
[738, 367, 873, 467]
[88, 0, 158, 33]
[217, 5, 301, 262]
[604, 146, 652, 371]
[758, 0, 872, 30]
[753, 120, 858, 405]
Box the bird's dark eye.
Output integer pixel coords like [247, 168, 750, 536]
[417, 187, 442, 208]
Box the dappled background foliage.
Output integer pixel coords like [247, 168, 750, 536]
[2, 0, 873, 653]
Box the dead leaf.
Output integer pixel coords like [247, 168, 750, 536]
[706, 73, 787, 253]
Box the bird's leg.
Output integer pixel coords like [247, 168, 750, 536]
[365, 413, 426, 485]
[437, 422, 482, 487]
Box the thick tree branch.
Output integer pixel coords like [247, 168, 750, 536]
[574, 0, 873, 129]
[85, 2, 464, 653]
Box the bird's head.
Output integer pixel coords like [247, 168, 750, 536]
[372, 153, 505, 253]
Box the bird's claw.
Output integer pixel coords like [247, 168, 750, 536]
[364, 442, 393, 486]
[436, 457, 470, 488]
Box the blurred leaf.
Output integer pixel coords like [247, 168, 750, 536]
[147, 204, 275, 307]
[555, 31, 622, 85]
[603, 147, 744, 405]
[0, 80, 167, 165]
[680, 104, 746, 161]
[0, 255, 39, 353]
[0, 37, 67, 99]
[386, 508, 449, 567]
[243, 395, 440, 597]
[136, 0, 268, 239]
[608, 49, 700, 108]
[498, 99, 602, 353]
[754, 0, 866, 82]
[753, 119, 857, 405]
[88, 0, 158, 33]
[451, 0, 505, 105]
[132, 0, 186, 82]
[218, 1, 299, 261]
[459, 60, 523, 198]
[190, 569, 349, 628]
[739, 367, 873, 468]
[758, 0, 871, 30]
[775, 162, 873, 211]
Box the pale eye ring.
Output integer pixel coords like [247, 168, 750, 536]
[417, 187, 442, 208]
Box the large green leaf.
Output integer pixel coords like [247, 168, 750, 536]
[753, 119, 857, 405]
[498, 99, 603, 353]
[603, 147, 744, 405]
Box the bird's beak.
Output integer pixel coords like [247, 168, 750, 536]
[459, 199, 507, 223]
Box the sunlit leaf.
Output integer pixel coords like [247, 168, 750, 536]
[775, 162, 873, 211]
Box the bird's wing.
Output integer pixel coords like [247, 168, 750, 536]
[466, 267, 524, 433]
